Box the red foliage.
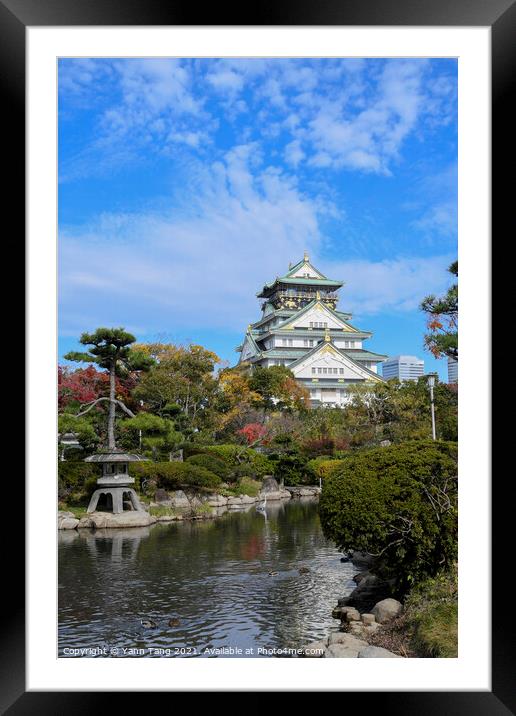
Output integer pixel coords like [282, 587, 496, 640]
[301, 436, 350, 456]
[237, 422, 268, 446]
[58, 365, 135, 409]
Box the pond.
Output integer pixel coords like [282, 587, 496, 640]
[58, 498, 357, 657]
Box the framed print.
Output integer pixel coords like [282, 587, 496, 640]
[5, 0, 511, 708]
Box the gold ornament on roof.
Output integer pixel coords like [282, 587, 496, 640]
[316, 291, 320, 300]
[324, 328, 331, 342]
[304, 251, 309, 262]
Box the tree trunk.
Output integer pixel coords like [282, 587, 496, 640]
[108, 362, 116, 450]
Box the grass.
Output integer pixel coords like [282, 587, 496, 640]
[58, 503, 88, 519]
[221, 477, 262, 498]
[367, 564, 458, 658]
[148, 505, 181, 518]
[404, 564, 458, 658]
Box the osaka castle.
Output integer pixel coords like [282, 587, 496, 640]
[236, 253, 387, 407]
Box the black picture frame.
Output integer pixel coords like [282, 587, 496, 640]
[6, 0, 508, 709]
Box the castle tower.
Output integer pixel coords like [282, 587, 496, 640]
[236, 255, 387, 407]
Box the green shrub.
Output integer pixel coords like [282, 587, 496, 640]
[319, 441, 458, 592]
[186, 453, 229, 479]
[58, 461, 101, 500]
[131, 461, 222, 491]
[269, 452, 311, 486]
[228, 463, 256, 483]
[203, 444, 273, 477]
[222, 477, 262, 497]
[306, 457, 345, 481]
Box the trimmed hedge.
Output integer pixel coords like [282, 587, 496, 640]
[319, 441, 458, 592]
[131, 461, 222, 491]
[185, 453, 229, 479]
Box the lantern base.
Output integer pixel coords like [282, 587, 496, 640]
[87, 487, 144, 515]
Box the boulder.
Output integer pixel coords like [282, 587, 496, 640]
[78, 511, 157, 529]
[261, 476, 280, 493]
[350, 550, 375, 567]
[169, 490, 191, 508]
[358, 646, 402, 658]
[324, 644, 360, 658]
[361, 613, 376, 626]
[371, 598, 403, 624]
[345, 608, 361, 622]
[349, 621, 380, 638]
[207, 494, 228, 507]
[58, 516, 79, 530]
[327, 633, 368, 650]
[302, 640, 327, 657]
[154, 488, 169, 503]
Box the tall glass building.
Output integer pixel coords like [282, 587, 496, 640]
[382, 355, 424, 382]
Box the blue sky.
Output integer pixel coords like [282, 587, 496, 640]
[58, 58, 457, 378]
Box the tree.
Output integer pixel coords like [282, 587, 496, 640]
[420, 261, 458, 360]
[118, 412, 182, 459]
[248, 365, 310, 411]
[64, 328, 154, 449]
[133, 343, 220, 434]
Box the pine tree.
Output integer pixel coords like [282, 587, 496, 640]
[64, 327, 154, 449]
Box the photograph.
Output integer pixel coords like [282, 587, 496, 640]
[56, 56, 459, 661]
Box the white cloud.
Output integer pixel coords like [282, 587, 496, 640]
[59, 148, 325, 337]
[322, 255, 455, 316]
[206, 69, 244, 93]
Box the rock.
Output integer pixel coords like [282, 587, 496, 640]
[261, 476, 280, 493]
[344, 572, 395, 613]
[302, 640, 327, 657]
[361, 613, 376, 625]
[169, 490, 191, 508]
[332, 606, 345, 619]
[58, 511, 75, 520]
[154, 488, 169, 503]
[78, 511, 157, 529]
[358, 646, 402, 658]
[324, 644, 360, 658]
[371, 598, 403, 624]
[380, 440, 392, 447]
[349, 622, 380, 638]
[207, 494, 228, 507]
[298, 566, 310, 574]
[58, 516, 79, 530]
[328, 633, 368, 650]
[345, 608, 361, 622]
[340, 555, 350, 563]
[350, 550, 375, 567]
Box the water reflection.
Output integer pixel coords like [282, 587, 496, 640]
[58, 498, 357, 657]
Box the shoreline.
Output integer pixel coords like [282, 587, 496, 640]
[58, 484, 321, 530]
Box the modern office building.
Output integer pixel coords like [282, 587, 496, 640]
[447, 356, 458, 383]
[382, 355, 425, 382]
[236, 254, 387, 407]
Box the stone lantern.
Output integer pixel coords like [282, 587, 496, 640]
[85, 450, 145, 514]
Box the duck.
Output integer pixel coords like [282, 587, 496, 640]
[141, 618, 158, 629]
[298, 566, 311, 574]
[168, 617, 181, 627]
